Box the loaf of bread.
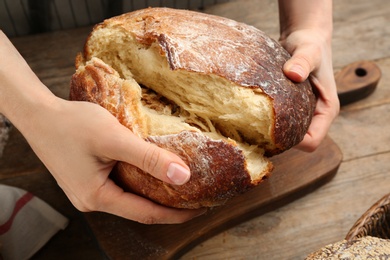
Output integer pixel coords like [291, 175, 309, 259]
[69, 7, 316, 209]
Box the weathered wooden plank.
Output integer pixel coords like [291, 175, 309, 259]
[332, 0, 390, 67]
[329, 100, 390, 161]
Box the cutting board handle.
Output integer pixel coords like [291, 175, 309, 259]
[336, 60, 381, 106]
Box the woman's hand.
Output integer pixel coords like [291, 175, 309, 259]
[278, 0, 340, 152]
[26, 98, 205, 224]
[0, 30, 204, 224]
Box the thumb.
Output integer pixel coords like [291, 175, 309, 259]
[283, 55, 311, 83]
[283, 47, 319, 83]
[109, 126, 191, 185]
[137, 139, 191, 185]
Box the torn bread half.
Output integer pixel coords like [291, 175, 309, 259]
[69, 7, 316, 209]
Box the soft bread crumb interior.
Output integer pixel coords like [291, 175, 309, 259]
[85, 27, 272, 181]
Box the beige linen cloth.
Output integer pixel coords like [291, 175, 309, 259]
[0, 184, 69, 260]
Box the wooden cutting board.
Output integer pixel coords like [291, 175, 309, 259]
[84, 135, 342, 260]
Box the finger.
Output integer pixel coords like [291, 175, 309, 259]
[295, 88, 339, 152]
[92, 179, 206, 224]
[295, 112, 330, 152]
[104, 124, 191, 185]
[283, 44, 320, 83]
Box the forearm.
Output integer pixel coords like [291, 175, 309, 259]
[0, 31, 57, 133]
[278, 0, 333, 41]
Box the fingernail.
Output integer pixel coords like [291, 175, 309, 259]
[289, 64, 305, 80]
[167, 163, 190, 185]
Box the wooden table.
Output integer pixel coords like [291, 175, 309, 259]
[1, 0, 390, 259]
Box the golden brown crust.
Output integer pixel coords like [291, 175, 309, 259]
[85, 7, 316, 154]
